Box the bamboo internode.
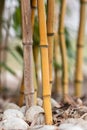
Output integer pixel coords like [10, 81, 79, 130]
[47, 0, 55, 89]
[75, 0, 86, 97]
[58, 0, 68, 96]
[37, 0, 52, 124]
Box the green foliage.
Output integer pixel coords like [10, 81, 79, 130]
[15, 45, 23, 58]
[53, 59, 62, 71]
[12, 6, 21, 38]
[65, 27, 75, 58]
[6, 47, 23, 65]
[0, 62, 16, 76]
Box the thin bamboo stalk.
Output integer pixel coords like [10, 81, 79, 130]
[54, 33, 62, 95]
[31, 0, 37, 31]
[37, 0, 52, 124]
[47, 0, 55, 89]
[33, 54, 38, 104]
[75, 0, 86, 97]
[31, 0, 38, 103]
[19, 76, 24, 106]
[58, 0, 68, 96]
[21, 0, 34, 108]
[0, 0, 5, 89]
[19, 0, 37, 106]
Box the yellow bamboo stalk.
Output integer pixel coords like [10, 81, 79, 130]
[31, 0, 37, 104]
[37, 0, 52, 124]
[19, 0, 37, 106]
[21, 0, 34, 108]
[47, 0, 55, 89]
[58, 0, 68, 96]
[31, 0, 37, 31]
[54, 33, 62, 95]
[75, 0, 86, 97]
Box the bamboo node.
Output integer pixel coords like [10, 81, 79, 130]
[31, 6, 37, 9]
[75, 80, 83, 83]
[23, 41, 33, 45]
[43, 95, 51, 98]
[77, 44, 84, 48]
[39, 45, 48, 48]
[50, 80, 53, 84]
[80, 0, 87, 4]
[24, 91, 34, 96]
[47, 33, 54, 36]
[20, 91, 24, 95]
[34, 89, 37, 92]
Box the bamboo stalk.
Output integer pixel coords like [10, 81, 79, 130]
[0, 0, 5, 89]
[75, 0, 86, 97]
[47, 0, 55, 89]
[58, 0, 68, 96]
[31, 0, 38, 103]
[33, 54, 38, 104]
[37, 0, 52, 124]
[54, 33, 62, 95]
[21, 0, 34, 108]
[31, 0, 37, 31]
[19, 76, 24, 106]
[19, 0, 37, 106]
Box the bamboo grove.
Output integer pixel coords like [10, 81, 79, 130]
[19, 0, 87, 124]
[0, 0, 86, 125]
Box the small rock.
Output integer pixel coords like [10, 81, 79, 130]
[3, 109, 24, 120]
[25, 106, 45, 125]
[3, 102, 20, 110]
[0, 117, 29, 129]
[59, 123, 83, 130]
[37, 98, 43, 107]
[20, 105, 26, 115]
[29, 125, 59, 130]
[51, 98, 60, 108]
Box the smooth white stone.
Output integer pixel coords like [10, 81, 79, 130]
[59, 123, 83, 130]
[25, 106, 45, 125]
[20, 106, 26, 115]
[0, 117, 29, 129]
[3, 109, 24, 120]
[3, 102, 20, 110]
[29, 125, 58, 130]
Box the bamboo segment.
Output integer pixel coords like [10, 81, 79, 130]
[33, 54, 38, 105]
[21, 0, 34, 108]
[47, 0, 55, 89]
[31, 0, 37, 32]
[54, 34, 62, 95]
[31, 0, 37, 104]
[19, 76, 24, 107]
[75, 0, 86, 97]
[19, 0, 37, 106]
[37, 0, 52, 124]
[58, 0, 68, 96]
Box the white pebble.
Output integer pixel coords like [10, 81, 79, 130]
[3, 109, 24, 120]
[25, 106, 45, 125]
[20, 106, 26, 115]
[59, 123, 83, 130]
[3, 103, 20, 110]
[51, 98, 60, 108]
[37, 98, 43, 107]
[0, 117, 29, 129]
[29, 125, 58, 130]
